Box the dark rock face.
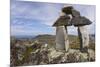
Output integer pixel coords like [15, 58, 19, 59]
[62, 6, 80, 17]
[71, 9, 80, 17]
[62, 6, 73, 14]
[53, 15, 72, 26]
[71, 16, 92, 26]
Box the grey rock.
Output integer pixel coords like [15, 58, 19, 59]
[62, 6, 80, 17]
[72, 9, 80, 17]
[71, 16, 92, 26]
[53, 15, 72, 26]
[62, 6, 73, 14]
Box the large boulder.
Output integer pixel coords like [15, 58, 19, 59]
[62, 6, 80, 17]
[62, 6, 73, 14]
[48, 49, 90, 64]
[71, 16, 92, 26]
[53, 15, 72, 26]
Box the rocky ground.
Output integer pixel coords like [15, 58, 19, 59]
[10, 41, 95, 66]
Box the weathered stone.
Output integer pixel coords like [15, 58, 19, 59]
[11, 42, 95, 66]
[71, 16, 92, 26]
[77, 26, 89, 52]
[64, 27, 70, 51]
[55, 26, 69, 51]
[53, 11, 71, 51]
[71, 9, 80, 17]
[62, 6, 80, 17]
[88, 49, 95, 61]
[53, 11, 72, 26]
[53, 15, 71, 26]
[48, 49, 91, 63]
[62, 6, 73, 14]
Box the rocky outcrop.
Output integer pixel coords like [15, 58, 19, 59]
[11, 42, 95, 66]
[48, 48, 94, 63]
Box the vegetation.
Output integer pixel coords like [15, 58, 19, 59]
[10, 34, 95, 66]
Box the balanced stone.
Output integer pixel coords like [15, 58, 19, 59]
[55, 26, 69, 51]
[53, 12, 71, 51]
[78, 26, 89, 52]
[53, 5, 92, 52]
[53, 15, 71, 26]
[71, 16, 92, 26]
[62, 6, 80, 17]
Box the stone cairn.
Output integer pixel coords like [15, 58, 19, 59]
[53, 5, 92, 52]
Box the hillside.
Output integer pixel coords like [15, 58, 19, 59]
[32, 34, 95, 49]
[32, 34, 79, 48]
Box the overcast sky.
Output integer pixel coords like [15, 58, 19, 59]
[10, 0, 96, 36]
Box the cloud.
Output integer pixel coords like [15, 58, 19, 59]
[10, 17, 55, 36]
[11, 1, 63, 25]
[10, 1, 95, 36]
[11, 24, 55, 36]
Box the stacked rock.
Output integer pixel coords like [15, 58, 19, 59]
[53, 5, 92, 52]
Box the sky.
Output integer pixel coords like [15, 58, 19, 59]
[10, 0, 96, 36]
